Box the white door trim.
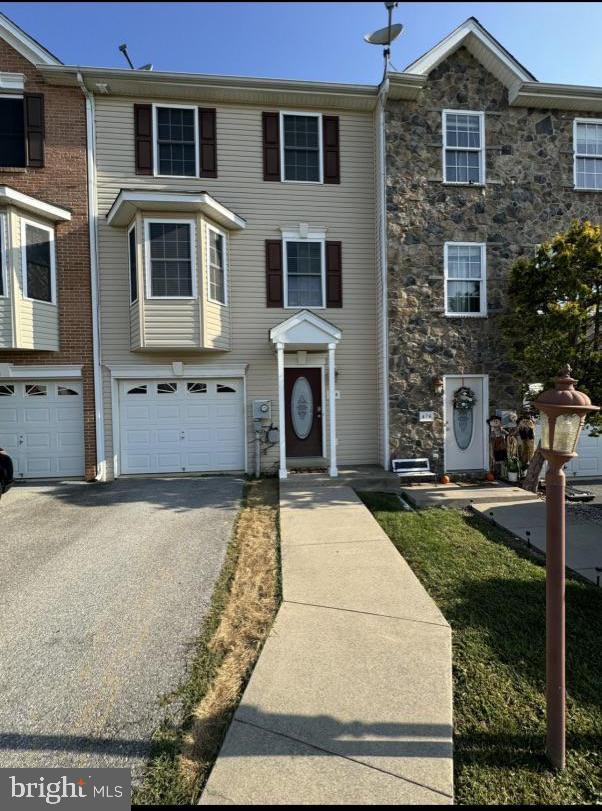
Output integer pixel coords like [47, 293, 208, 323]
[443, 373, 489, 472]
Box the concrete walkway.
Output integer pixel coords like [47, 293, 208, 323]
[201, 481, 453, 805]
[472, 498, 602, 585]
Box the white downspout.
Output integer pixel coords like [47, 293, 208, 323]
[377, 77, 390, 471]
[77, 72, 106, 481]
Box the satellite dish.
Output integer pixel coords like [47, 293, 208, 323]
[364, 23, 403, 46]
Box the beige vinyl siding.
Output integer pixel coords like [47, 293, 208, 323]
[143, 299, 200, 347]
[0, 298, 12, 347]
[129, 301, 141, 349]
[95, 96, 378, 477]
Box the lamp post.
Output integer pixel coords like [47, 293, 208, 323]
[534, 365, 599, 770]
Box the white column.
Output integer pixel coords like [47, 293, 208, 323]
[328, 342, 338, 477]
[277, 342, 287, 479]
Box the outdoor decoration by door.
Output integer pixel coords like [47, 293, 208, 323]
[444, 375, 487, 470]
[285, 368, 322, 457]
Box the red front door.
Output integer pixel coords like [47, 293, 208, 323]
[285, 368, 323, 457]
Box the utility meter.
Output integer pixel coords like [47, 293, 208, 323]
[253, 399, 272, 420]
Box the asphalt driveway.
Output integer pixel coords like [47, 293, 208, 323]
[0, 476, 243, 776]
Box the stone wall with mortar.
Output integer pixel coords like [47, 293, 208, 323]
[386, 46, 602, 472]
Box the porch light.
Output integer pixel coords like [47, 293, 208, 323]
[533, 364, 598, 771]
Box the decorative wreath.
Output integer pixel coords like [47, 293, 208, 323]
[453, 386, 477, 411]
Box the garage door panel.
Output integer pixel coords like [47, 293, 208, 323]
[119, 378, 244, 475]
[0, 380, 84, 479]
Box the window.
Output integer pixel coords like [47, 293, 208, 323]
[128, 224, 138, 303]
[281, 113, 322, 182]
[444, 243, 487, 316]
[127, 384, 147, 395]
[0, 384, 14, 396]
[443, 111, 485, 185]
[58, 386, 78, 396]
[574, 119, 602, 190]
[145, 220, 195, 299]
[25, 384, 47, 396]
[0, 96, 25, 168]
[0, 213, 6, 297]
[21, 220, 56, 304]
[154, 105, 198, 177]
[187, 382, 207, 394]
[207, 225, 227, 304]
[284, 237, 325, 308]
[217, 384, 236, 393]
[157, 382, 178, 394]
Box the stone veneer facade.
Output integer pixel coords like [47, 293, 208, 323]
[385, 46, 602, 473]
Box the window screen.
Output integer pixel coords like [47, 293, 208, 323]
[148, 222, 193, 297]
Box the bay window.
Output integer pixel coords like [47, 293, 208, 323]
[21, 219, 56, 304]
[145, 220, 196, 298]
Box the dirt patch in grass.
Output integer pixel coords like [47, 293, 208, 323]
[360, 493, 602, 806]
[134, 478, 280, 805]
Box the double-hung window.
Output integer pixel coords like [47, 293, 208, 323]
[207, 225, 227, 305]
[443, 110, 485, 185]
[154, 105, 198, 177]
[21, 219, 56, 304]
[283, 233, 325, 308]
[281, 113, 322, 183]
[128, 224, 138, 303]
[0, 213, 6, 297]
[574, 119, 602, 190]
[145, 220, 196, 298]
[0, 96, 25, 168]
[444, 243, 486, 316]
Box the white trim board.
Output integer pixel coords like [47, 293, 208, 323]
[0, 363, 82, 379]
[106, 364, 248, 379]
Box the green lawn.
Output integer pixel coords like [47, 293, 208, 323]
[360, 494, 602, 806]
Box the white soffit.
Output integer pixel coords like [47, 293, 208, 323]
[510, 81, 602, 112]
[106, 189, 247, 230]
[0, 186, 72, 222]
[404, 17, 535, 89]
[0, 12, 62, 66]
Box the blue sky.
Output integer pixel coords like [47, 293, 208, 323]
[1, 2, 601, 86]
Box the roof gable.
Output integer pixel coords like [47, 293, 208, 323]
[0, 12, 61, 66]
[403, 17, 535, 89]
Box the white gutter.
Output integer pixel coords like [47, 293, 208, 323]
[77, 72, 106, 481]
[377, 76, 390, 471]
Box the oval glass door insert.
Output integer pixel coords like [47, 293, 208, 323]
[453, 408, 474, 451]
[291, 376, 313, 440]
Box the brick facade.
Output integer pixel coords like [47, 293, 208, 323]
[0, 38, 96, 479]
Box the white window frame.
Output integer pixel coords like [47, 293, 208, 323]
[279, 111, 324, 184]
[127, 221, 138, 304]
[152, 103, 199, 179]
[444, 241, 487, 318]
[0, 212, 7, 297]
[206, 222, 228, 306]
[143, 218, 198, 300]
[573, 117, 602, 191]
[281, 227, 327, 310]
[442, 110, 486, 186]
[20, 216, 57, 305]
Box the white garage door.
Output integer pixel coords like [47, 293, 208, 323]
[567, 429, 602, 479]
[0, 380, 85, 478]
[119, 378, 245, 475]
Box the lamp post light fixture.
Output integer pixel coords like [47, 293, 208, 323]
[534, 365, 599, 770]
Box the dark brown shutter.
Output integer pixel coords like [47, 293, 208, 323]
[24, 94, 44, 168]
[265, 239, 283, 307]
[199, 107, 217, 178]
[322, 116, 340, 184]
[326, 241, 342, 308]
[262, 112, 280, 181]
[134, 104, 153, 175]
